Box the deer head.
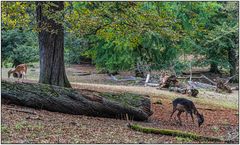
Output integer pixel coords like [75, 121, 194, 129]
[196, 113, 204, 127]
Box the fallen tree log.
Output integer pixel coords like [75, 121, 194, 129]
[72, 72, 91, 76]
[1, 81, 153, 121]
[128, 124, 222, 142]
[110, 75, 137, 82]
[188, 81, 216, 90]
[145, 83, 159, 87]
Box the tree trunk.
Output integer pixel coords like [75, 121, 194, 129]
[135, 62, 145, 78]
[12, 59, 22, 68]
[1, 81, 153, 121]
[210, 62, 220, 74]
[228, 47, 237, 78]
[36, 2, 71, 88]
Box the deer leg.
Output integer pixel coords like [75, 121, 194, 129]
[17, 73, 20, 82]
[177, 111, 183, 126]
[24, 72, 26, 79]
[190, 112, 194, 123]
[170, 107, 177, 119]
[22, 72, 25, 82]
[186, 112, 188, 121]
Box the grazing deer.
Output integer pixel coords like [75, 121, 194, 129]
[8, 64, 27, 81]
[170, 98, 204, 127]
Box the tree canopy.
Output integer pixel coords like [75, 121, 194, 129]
[1, 1, 239, 77]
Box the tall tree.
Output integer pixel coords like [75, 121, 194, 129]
[36, 2, 71, 87]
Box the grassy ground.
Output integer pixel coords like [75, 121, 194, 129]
[2, 65, 238, 110]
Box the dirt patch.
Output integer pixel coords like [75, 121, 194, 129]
[1, 101, 238, 144]
[1, 81, 238, 143]
[1, 104, 176, 144]
[147, 99, 238, 141]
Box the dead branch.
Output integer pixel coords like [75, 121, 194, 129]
[231, 86, 239, 90]
[72, 72, 91, 76]
[177, 76, 203, 79]
[224, 74, 238, 84]
[145, 83, 159, 87]
[144, 74, 151, 86]
[110, 75, 136, 82]
[215, 79, 232, 93]
[188, 81, 217, 89]
[200, 74, 217, 85]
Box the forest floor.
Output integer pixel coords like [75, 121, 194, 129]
[1, 64, 239, 143]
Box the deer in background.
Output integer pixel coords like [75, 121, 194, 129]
[8, 64, 27, 82]
[170, 98, 204, 127]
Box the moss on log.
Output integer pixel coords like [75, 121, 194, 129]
[128, 124, 223, 142]
[1, 81, 153, 121]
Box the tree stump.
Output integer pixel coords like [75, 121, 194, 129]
[1, 81, 153, 121]
[216, 80, 232, 93]
[159, 75, 179, 88]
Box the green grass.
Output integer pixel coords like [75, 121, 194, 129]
[175, 136, 193, 143]
[211, 126, 220, 132]
[1, 124, 9, 133]
[100, 92, 144, 108]
[15, 122, 25, 131]
[196, 98, 237, 110]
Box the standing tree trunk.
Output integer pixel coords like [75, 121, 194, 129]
[210, 62, 220, 74]
[228, 47, 237, 76]
[12, 59, 22, 68]
[36, 2, 71, 88]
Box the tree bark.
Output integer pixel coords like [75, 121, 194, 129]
[228, 47, 237, 78]
[210, 62, 220, 74]
[1, 81, 153, 121]
[12, 59, 22, 68]
[36, 2, 71, 88]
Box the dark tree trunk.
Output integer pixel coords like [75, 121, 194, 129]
[2, 81, 153, 121]
[210, 62, 220, 74]
[135, 69, 145, 78]
[12, 59, 22, 68]
[228, 47, 237, 77]
[36, 2, 71, 88]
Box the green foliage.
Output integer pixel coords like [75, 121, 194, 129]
[64, 33, 91, 64]
[193, 2, 238, 73]
[92, 39, 135, 73]
[1, 1, 239, 75]
[1, 29, 39, 67]
[1, 2, 35, 30]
